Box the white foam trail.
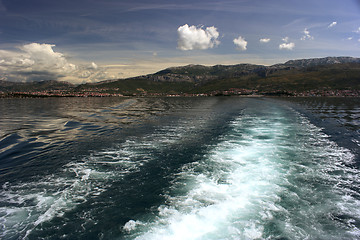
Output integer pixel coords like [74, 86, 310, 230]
[125, 107, 360, 240]
[127, 116, 287, 240]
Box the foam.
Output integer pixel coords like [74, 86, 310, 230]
[126, 107, 360, 240]
[2, 123, 192, 239]
[2, 100, 360, 239]
[123, 220, 144, 232]
[126, 116, 287, 239]
[0, 138, 150, 239]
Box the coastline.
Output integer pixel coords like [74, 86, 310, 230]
[1, 91, 359, 98]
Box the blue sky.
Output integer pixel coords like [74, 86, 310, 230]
[0, 0, 359, 83]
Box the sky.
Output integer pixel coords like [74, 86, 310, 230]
[0, 0, 359, 83]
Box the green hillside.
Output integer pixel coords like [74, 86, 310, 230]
[196, 63, 360, 93]
[78, 60, 360, 95]
[2, 57, 360, 96]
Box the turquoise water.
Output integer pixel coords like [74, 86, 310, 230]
[0, 97, 359, 239]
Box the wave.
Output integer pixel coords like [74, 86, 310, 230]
[123, 104, 360, 240]
[1, 98, 359, 239]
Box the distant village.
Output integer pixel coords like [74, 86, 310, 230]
[1, 88, 359, 98]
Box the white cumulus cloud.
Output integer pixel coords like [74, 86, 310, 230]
[177, 24, 220, 51]
[0, 43, 76, 82]
[0, 43, 108, 83]
[233, 36, 247, 51]
[279, 42, 295, 50]
[260, 38, 271, 43]
[328, 21, 337, 28]
[279, 37, 295, 50]
[301, 28, 314, 40]
[19, 43, 76, 72]
[88, 62, 98, 69]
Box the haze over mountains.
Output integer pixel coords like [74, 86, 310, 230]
[1, 57, 360, 95]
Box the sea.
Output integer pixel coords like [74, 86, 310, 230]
[0, 96, 359, 240]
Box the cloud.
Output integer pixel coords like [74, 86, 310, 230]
[279, 37, 295, 50]
[300, 28, 314, 40]
[0, 43, 108, 83]
[87, 62, 98, 69]
[19, 43, 76, 72]
[177, 24, 220, 50]
[354, 27, 360, 33]
[279, 42, 295, 50]
[260, 38, 271, 43]
[233, 36, 247, 51]
[0, 43, 76, 82]
[328, 22, 337, 28]
[78, 62, 113, 82]
[348, 37, 353, 40]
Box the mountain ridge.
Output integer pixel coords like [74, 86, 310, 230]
[1, 57, 360, 95]
[126, 56, 360, 85]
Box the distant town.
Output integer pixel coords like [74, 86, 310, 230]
[1, 88, 359, 98]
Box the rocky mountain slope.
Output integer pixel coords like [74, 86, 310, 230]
[77, 56, 360, 94]
[1, 57, 360, 94]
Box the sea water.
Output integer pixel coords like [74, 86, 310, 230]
[0, 97, 359, 240]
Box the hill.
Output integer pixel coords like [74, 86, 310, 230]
[1, 57, 360, 96]
[0, 80, 74, 92]
[77, 57, 360, 95]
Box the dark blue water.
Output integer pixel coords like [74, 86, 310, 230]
[0, 97, 359, 240]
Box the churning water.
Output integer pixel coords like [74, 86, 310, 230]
[0, 97, 359, 239]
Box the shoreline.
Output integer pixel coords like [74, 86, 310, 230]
[0, 91, 360, 99]
[1, 94, 359, 99]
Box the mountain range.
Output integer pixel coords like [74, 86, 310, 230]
[1, 56, 360, 95]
